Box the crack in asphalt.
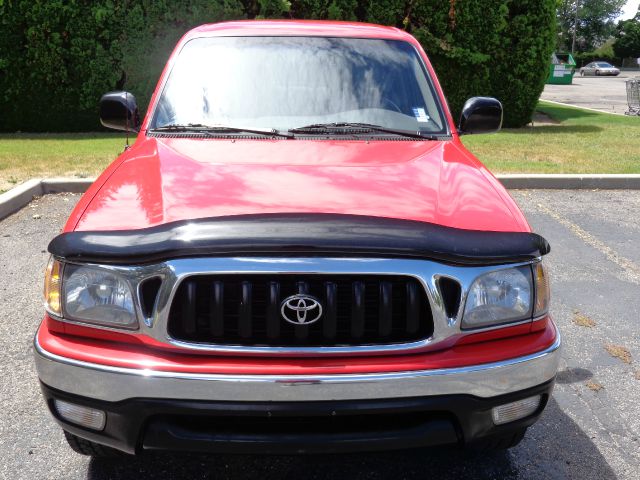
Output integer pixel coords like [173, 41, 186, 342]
[535, 202, 640, 285]
[572, 380, 640, 469]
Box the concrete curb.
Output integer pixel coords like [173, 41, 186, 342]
[41, 177, 95, 194]
[2, 175, 640, 221]
[0, 178, 95, 221]
[498, 174, 640, 190]
[0, 179, 44, 221]
[539, 99, 628, 116]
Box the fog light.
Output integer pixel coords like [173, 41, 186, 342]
[54, 399, 106, 431]
[491, 395, 541, 425]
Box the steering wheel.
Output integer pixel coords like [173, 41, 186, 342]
[379, 97, 403, 114]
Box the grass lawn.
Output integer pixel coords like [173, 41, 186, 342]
[463, 101, 640, 174]
[0, 101, 639, 192]
[0, 133, 125, 193]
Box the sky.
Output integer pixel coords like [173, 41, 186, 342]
[620, 0, 639, 19]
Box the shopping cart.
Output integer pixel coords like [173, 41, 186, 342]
[626, 79, 640, 116]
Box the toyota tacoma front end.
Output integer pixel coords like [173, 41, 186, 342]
[34, 20, 560, 456]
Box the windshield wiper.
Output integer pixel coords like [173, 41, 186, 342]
[150, 123, 294, 139]
[288, 122, 440, 140]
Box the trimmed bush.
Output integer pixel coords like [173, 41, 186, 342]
[118, 1, 245, 118]
[299, 0, 557, 127]
[574, 52, 621, 67]
[0, 0, 556, 131]
[490, 0, 557, 127]
[0, 1, 243, 132]
[0, 1, 124, 131]
[574, 40, 621, 67]
[408, 0, 508, 124]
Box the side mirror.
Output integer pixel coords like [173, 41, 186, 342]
[458, 97, 502, 135]
[100, 91, 140, 132]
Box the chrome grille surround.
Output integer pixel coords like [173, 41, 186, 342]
[49, 256, 542, 356]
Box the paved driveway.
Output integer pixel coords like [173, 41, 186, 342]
[541, 74, 639, 114]
[1, 191, 639, 479]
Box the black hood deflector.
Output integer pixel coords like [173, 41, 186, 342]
[48, 213, 550, 266]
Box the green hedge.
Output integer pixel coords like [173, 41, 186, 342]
[0, 0, 555, 131]
[574, 52, 622, 67]
[573, 41, 622, 67]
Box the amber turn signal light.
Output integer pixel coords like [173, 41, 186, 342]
[44, 257, 63, 316]
[533, 262, 550, 317]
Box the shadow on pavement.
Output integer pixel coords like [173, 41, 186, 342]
[555, 367, 593, 385]
[85, 398, 616, 480]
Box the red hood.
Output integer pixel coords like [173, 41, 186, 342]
[70, 137, 528, 233]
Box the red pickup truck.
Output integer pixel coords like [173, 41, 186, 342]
[35, 20, 559, 457]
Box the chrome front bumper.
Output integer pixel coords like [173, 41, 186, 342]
[34, 330, 561, 403]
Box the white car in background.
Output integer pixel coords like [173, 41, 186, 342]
[579, 62, 620, 76]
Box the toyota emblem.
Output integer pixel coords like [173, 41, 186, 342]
[280, 294, 323, 325]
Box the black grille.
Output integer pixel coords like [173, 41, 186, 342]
[167, 275, 433, 347]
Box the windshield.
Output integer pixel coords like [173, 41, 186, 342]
[150, 36, 447, 135]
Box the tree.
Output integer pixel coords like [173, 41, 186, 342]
[396, 0, 556, 127]
[557, 0, 626, 52]
[0, 0, 557, 131]
[493, 0, 557, 127]
[0, 0, 244, 131]
[613, 14, 640, 59]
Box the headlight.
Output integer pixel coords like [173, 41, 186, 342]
[62, 263, 137, 329]
[462, 265, 533, 329]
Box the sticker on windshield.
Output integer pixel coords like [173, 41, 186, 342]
[412, 107, 430, 123]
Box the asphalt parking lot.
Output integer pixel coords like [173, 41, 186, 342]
[540, 74, 639, 114]
[1, 190, 639, 480]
